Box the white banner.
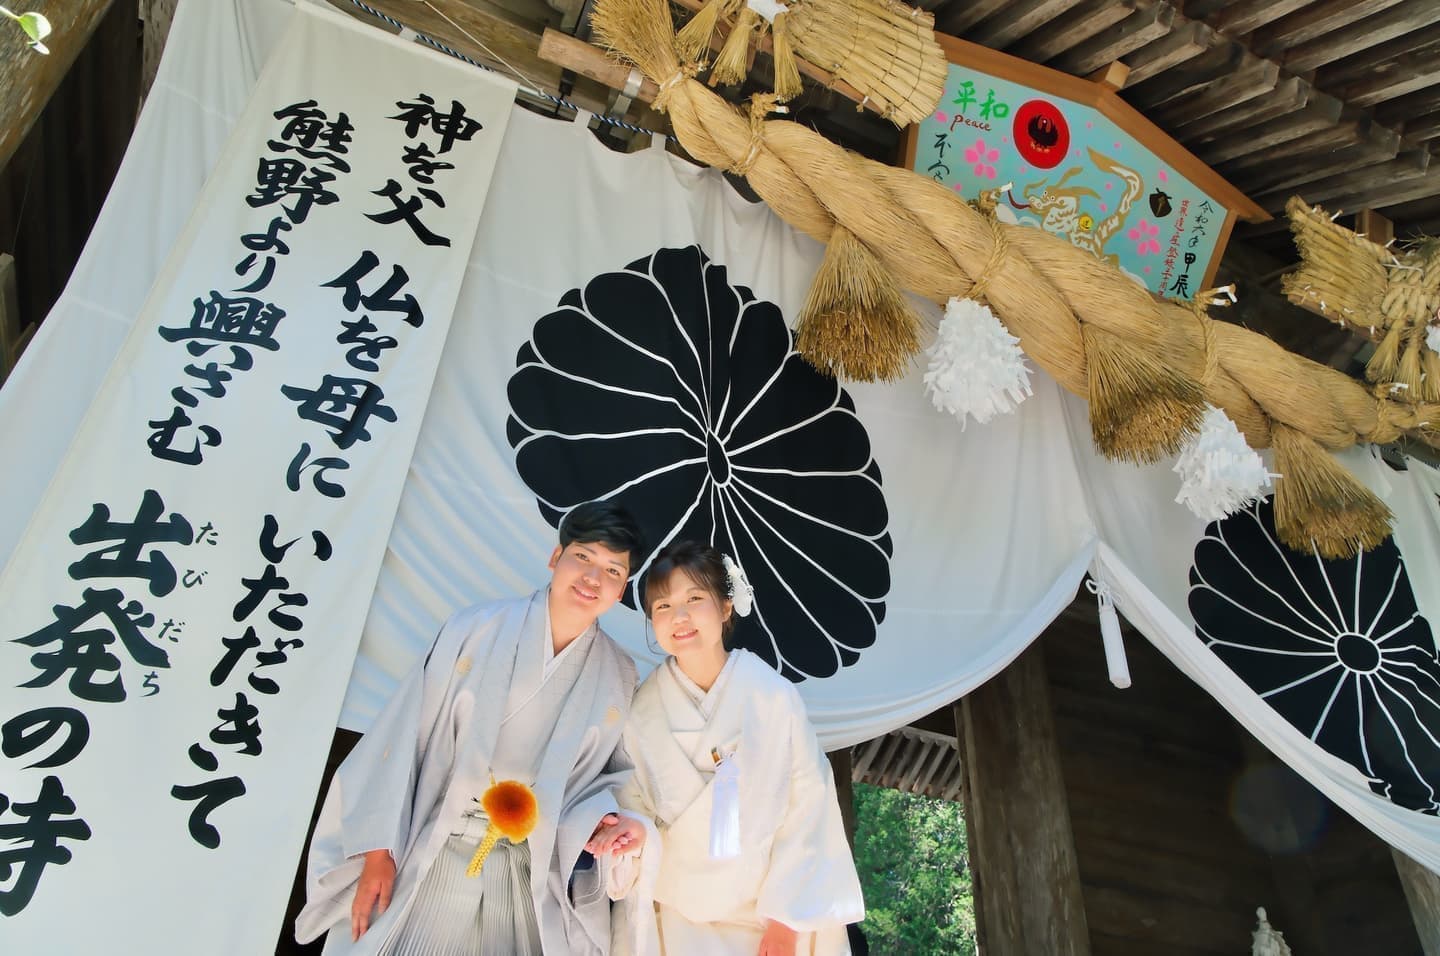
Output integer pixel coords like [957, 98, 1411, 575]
[0, 3, 514, 950]
[6, 0, 1440, 928]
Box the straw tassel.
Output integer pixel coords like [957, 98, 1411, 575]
[1082, 323, 1205, 463]
[1396, 326, 1426, 399]
[1422, 347, 1440, 403]
[768, 11, 803, 101]
[675, 0, 735, 63]
[711, 4, 758, 85]
[796, 224, 923, 382]
[1270, 424, 1392, 559]
[1367, 320, 1406, 384]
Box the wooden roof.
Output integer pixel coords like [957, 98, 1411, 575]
[336, 0, 1439, 399]
[344, 0, 1439, 237]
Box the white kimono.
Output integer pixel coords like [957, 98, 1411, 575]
[295, 589, 643, 955]
[616, 649, 864, 956]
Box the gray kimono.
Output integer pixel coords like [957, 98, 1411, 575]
[295, 590, 638, 955]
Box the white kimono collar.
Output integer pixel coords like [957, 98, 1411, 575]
[666, 651, 739, 720]
[542, 586, 597, 679]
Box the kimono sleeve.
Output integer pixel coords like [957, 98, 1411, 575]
[295, 606, 494, 942]
[754, 687, 866, 933]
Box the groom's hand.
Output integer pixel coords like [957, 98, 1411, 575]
[585, 812, 647, 856]
[352, 849, 396, 941]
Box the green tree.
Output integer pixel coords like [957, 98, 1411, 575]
[853, 782, 976, 956]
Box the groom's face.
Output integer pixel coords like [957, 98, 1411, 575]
[547, 540, 631, 618]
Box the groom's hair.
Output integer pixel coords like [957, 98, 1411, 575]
[558, 501, 646, 568]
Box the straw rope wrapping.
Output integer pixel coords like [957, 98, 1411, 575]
[591, 0, 1439, 555]
[1284, 199, 1440, 404]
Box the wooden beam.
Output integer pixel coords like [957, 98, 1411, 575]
[1378, 84, 1440, 128]
[140, 0, 177, 104]
[1007, 0, 1140, 65]
[960, 642, 1091, 956]
[1086, 60, 1130, 91]
[1199, 109, 1351, 166]
[1255, 138, 1399, 198]
[1053, 2, 1175, 76]
[1356, 209, 1396, 247]
[0, 253, 19, 385]
[1405, 113, 1440, 143]
[1290, 148, 1434, 205]
[1244, 153, 1440, 233]
[1282, 0, 1440, 74]
[1185, 0, 1244, 21]
[966, 0, 1087, 52]
[537, 29, 658, 103]
[1212, 0, 1312, 37]
[1212, 119, 1365, 172]
[1124, 36, 1236, 110]
[1252, 0, 1405, 56]
[1150, 53, 1279, 126]
[1314, 20, 1440, 91]
[1342, 61, 1440, 110]
[1244, 122, 1403, 195]
[0, 0, 116, 174]
[934, 0, 1012, 38]
[1121, 20, 1211, 85]
[1173, 74, 1310, 139]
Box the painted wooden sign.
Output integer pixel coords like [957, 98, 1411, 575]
[904, 36, 1267, 301]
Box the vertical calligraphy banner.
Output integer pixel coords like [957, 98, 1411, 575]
[0, 4, 514, 950]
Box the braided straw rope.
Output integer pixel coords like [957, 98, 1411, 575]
[592, 0, 1439, 553]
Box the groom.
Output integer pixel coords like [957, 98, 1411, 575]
[296, 501, 650, 954]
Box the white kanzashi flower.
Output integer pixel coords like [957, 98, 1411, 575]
[1174, 404, 1277, 521]
[922, 296, 1031, 429]
[722, 554, 755, 617]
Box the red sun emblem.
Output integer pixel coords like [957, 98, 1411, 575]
[1013, 100, 1070, 170]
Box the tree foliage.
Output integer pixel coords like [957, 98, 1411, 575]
[853, 782, 976, 955]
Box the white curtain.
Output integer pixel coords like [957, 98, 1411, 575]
[3, 3, 1440, 932]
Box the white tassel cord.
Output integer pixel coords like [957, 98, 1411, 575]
[1173, 404, 1278, 522]
[923, 297, 1032, 429]
[1085, 577, 1131, 689]
[709, 751, 741, 859]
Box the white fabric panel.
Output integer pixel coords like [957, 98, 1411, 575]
[7, 0, 1440, 898]
[343, 107, 1098, 747]
[1094, 542, 1440, 873]
[1067, 388, 1440, 871]
[1389, 457, 1440, 649]
[0, 3, 516, 950]
[0, 0, 292, 564]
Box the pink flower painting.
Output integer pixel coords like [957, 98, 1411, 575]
[1128, 219, 1161, 256]
[964, 138, 999, 179]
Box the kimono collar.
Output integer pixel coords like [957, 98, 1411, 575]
[666, 651, 739, 719]
[542, 586, 596, 677]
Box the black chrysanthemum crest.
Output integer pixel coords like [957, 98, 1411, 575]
[1189, 497, 1440, 814]
[506, 245, 893, 680]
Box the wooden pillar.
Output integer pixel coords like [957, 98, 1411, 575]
[0, 252, 22, 383]
[828, 747, 857, 850]
[958, 641, 1091, 956]
[0, 0, 118, 173]
[1394, 849, 1440, 956]
[139, 0, 177, 104]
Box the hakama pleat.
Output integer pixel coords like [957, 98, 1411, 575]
[382, 816, 541, 956]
